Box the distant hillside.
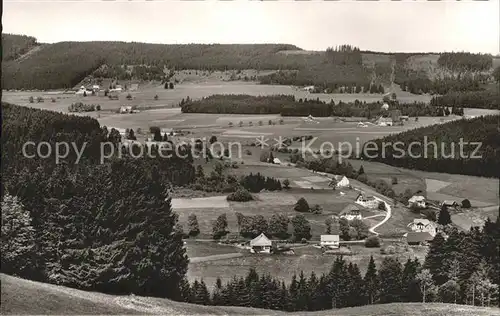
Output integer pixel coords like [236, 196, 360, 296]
[1, 40, 302, 90]
[1, 33, 39, 61]
[1, 34, 498, 93]
[2, 274, 499, 316]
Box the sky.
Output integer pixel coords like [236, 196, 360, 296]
[2, 0, 499, 54]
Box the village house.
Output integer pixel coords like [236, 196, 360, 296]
[355, 193, 379, 209]
[406, 231, 434, 246]
[120, 105, 133, 114]
[250, 233, 274, 254]
[408, 195, 427, 209]
[376, 116, 393, 126]
[407, 218, 437, 237]
[329, 175, 350, 188]
[272, 157, 282, 164]
[320, 235, 340, 249]
[381, 103, 389, 110]
[340, 209, 362, 221]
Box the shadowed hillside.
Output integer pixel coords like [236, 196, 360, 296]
[2, 274, 499, 316]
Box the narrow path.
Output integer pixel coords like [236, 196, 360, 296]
[189, 252, 243, 263]
[369, 200, 392, 235]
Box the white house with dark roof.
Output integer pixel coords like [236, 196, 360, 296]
[355, 193, 379, 209]
[408, 195, 427, 208]
[320, 235, 340, 249]
[407, 219, 437, 237]
[329, 175, 350, 188]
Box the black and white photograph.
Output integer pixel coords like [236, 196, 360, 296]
[1, 0, 499, 315]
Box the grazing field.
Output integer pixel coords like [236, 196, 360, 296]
[171, 196, 230, 209]
[187, 241, 427, 287]
[184, 240, 242, 258]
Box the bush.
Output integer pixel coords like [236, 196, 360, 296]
[245, 149, 252, 156]
[461, 199, 471, 208]
[294, 197, 310, 213]
[227, 188, 253, 202]
[311, 204, 322, 214]
[28, 96, 34, 103]
[391, 177, 398, 185]
[381, 245, 396, 254]
[365, 236, 381, 248]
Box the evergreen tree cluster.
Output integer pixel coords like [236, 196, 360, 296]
[1, 102, 193, 298]
[437, 52, 493, 72]
[67, 102, 100, 113]
[1, 33, 39, 61]
[240, 173, 282, 193]
[181, 94, 447, 118]
[430, 90, 500, 110]
[360, 114, 500, 177]
[185, 256, 428, 311]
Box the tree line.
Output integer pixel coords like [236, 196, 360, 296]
[430, 90, 500, 110]
[437, 52, 493, 72]
[181, 94, 458, 118]
[360, 114, 500, 178]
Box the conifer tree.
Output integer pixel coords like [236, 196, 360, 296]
[187, 214, 200, 237]
[424, 233, 448, 285]
[438, 205, 452, 225]
[378, 257, 403, 303]
[402, 258, 422, 302]
[364, 255, 378, 304]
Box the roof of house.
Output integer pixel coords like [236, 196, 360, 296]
[273, 158, 281, 164]
[333, 175, 347, 181]
[443, 200, 458, 205]
[250, 233, 272, 247]
[409, 195, 426, 202]
[320, 235, 340, 242]
[413, 219, 431, 226]
[407, 232, 434, 243]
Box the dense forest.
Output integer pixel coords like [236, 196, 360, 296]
[430, 90, 500, 110]
[1, 41, 303, 90]
[1, 34, 39, 61]
[437, 52, 493, 72]
[181, 94, 457, 118]
[360, 115, 500, 177]
[1, 102, 194, 298]
[393, 52, 494, 95]
[183, 220, 500, 310]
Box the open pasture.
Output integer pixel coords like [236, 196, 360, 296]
[187, 241, 427, 286]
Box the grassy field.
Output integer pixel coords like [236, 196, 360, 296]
[187, 240, 428, 287]
[3, 273, 499, 316]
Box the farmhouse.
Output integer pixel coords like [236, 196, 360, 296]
[407, 232, 434, 246]
[329, 175, 350, 188]
[355, 193, 379, 209]
[381, 103, 389, 110]
[120, 105, 133, 114]
[376, 116, 393, 126]
[273, 158, 282, 164]
[407, 219, 437, 237]
[303, 85, 315, 92]
[320, 235, 340, 249]
[408, 195, 427, 208]
[250, 233, 274, 254]
[340, 209, 362, 221]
